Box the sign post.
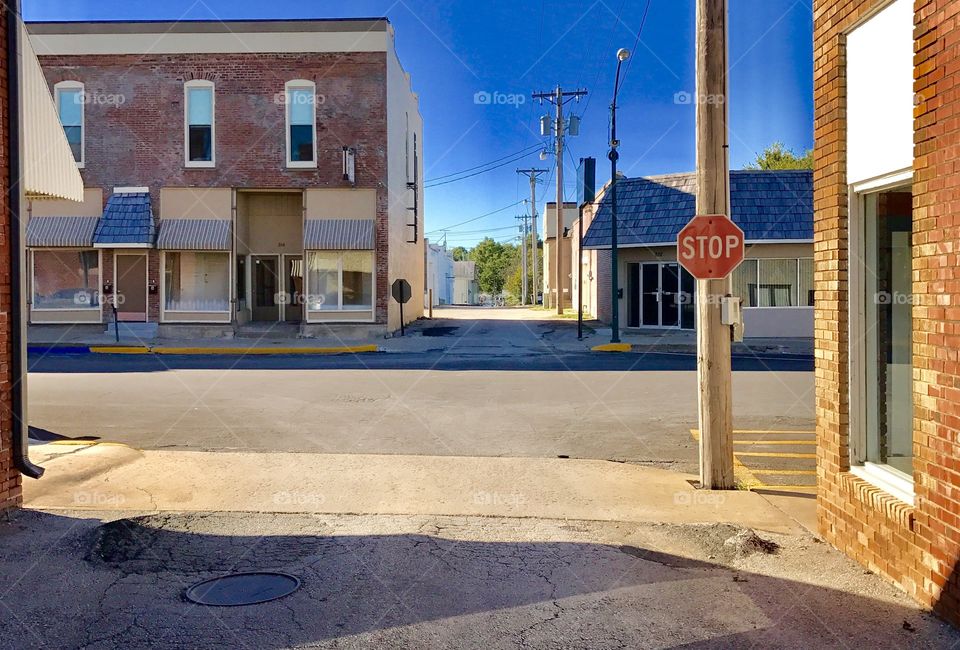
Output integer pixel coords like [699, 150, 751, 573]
[392, 279, 412, 337]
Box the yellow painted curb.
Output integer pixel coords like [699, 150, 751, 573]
[90, 346, 149, 354]
[591, 343, 632, 353]
[152, 345, 379, 355]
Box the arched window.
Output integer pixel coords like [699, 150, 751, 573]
[54, 81, 84, 166]
[184, 80, 215, 167]
[284, 80, 317, 168]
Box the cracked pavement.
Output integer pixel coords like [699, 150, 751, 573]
[1, 510, 957, 649]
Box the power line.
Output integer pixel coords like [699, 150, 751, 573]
[424, 143, 543, 184]
[622, 0, 653, 85]
[425, 200, 525, 234]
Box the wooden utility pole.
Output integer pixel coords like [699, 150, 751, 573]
[695, 0, 735, 489]
[518, 169, 548, 304]
[532, 87, 586, 312]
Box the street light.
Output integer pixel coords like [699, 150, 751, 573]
[609, 47, 630, 343]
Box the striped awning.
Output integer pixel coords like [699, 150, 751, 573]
[26, 216, 98, 247]
[304, 218, 374, 250]
[20, 21, 84, 202]
[156, 218, 231, 250]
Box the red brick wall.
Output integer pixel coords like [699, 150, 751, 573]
[37, 52, 391, 324]
[0, 9, 21, 513]
[814, 0, 960, 626]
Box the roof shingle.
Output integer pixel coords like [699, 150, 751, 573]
[93, 191, 155, 246]
[582, 170, 812, 249]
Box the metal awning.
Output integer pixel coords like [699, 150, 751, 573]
[304, 218, 374, 250]
[156, 218, 231, 250]
[26, 216, 98, 247]
[20, 21, 84, 202]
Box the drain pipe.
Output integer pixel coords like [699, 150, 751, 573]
[8, 3, 43, 479]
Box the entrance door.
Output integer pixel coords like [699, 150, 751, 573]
[660, 263, 680, 327]
[626, 263, 641, 328]
[641, 263, 660, 326]
[115, 253, 147, 322]
[284, 255, 303, 323]
[252, 255, 280, 321]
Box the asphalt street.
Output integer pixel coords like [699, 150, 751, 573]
[26, 312, 813, 474]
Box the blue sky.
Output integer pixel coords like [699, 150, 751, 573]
[25, 0, 814, 248]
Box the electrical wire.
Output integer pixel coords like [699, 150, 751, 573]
[424, 143, 543, 185]
[425, 200, 526, 235]
[622, 0, 653, 85]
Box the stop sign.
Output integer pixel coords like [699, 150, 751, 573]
[677, 215, 745, 280]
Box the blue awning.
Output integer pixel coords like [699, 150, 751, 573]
[93, 190, 155, 247]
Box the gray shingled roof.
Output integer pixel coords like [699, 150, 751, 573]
[582, 170, 813, 249]
[93, 190, 155, 246]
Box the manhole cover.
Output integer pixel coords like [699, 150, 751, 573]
[185, 572, 300, 606]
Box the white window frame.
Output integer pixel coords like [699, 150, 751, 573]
[160, 250, 232, 322]
[305, 250, 375, 318]
[847, 168, 915, 504]
[30, 248, 102, 312]
[54, 80, 85, 168]
[184, 80, 215, 168]
[285, 80, 317, 169]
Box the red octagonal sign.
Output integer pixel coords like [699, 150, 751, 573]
[677, 215, 745, 280]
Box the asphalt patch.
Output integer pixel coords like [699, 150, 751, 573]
[420, 326, 459, 337]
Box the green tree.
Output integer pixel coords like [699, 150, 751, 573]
[744, 141, 813, 170]
[451, 246, 468, 261]
[470, 238, 515, 295]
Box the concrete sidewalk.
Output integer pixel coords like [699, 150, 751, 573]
[25, 443, 808, 534]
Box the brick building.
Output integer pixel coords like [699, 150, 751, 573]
[25, 18, 424, 338]
[814, 0, 959, 624]
[1, 9, 85, 512]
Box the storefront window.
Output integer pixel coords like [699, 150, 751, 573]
[164, 252, 230, 312]
[306, 251, 374, 312]
[33, 250, 100, 309]
[862, 190, 913, 478]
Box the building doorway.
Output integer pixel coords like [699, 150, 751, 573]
[114, 252, 148, 322]
[626, 262, 695, 330]
[251, 254, 303, 322]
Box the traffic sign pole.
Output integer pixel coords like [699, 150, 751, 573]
[694, 0, 735, 490]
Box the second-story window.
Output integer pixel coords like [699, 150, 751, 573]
[185, 80, 215, 167]
[285, 80, 316, 168]
[54, 81, 84, 166]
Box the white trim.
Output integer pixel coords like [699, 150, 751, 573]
[850, 168, 913, 194]
[53, 80, 84, 168]
[113, 251, 150, 322]
[584, 239, 814, 250]
[113, 186, 149, 194]
[848, 181, 915, 494]
[850, 463, 915, 506]
[304, 249, 376, 322]
[30, 248, 103, 315]
[159, 250, 231, 323]
[184, 80, 216, 168]
[94, 243, 152, 249]
[285, 80, 317, 168]
[28, 30, 390, 56]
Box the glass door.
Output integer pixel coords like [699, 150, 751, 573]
[284, 255, 303, 322]
[641, 263, 660, 326]
[661, 263, 680, 327]
[251, 255, 280, 321]
[627, 263, 641, 328]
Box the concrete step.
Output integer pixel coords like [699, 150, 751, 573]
[103, 322, 159, 341]
[233, 322, 301, 340]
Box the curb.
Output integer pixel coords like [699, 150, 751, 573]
[591, 343, 633, 353]
[29, 344, 380, 356]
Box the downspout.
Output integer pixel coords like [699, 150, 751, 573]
[8, 2, 43, 479]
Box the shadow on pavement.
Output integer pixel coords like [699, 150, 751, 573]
[0, 510, 953, 648]
[26, 351, 813, 374]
